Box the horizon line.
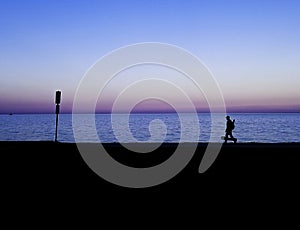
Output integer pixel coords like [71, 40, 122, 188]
[2, 110, 300, 115]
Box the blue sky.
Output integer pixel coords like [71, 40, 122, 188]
[0, 0, 300, 113]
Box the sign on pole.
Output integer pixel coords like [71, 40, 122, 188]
[55, 90, 61, 142]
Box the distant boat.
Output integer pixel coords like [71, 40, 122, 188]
[9, 113, 13, 115]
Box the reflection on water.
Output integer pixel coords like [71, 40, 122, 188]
[0, 113, 300, 143]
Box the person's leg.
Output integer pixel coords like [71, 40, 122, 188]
[229, 131, 237, 143]
[225, 132, 228, 143]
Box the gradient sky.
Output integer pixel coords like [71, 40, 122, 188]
[0, 0, 300, 113]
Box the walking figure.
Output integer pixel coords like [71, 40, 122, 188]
[223, 115, 237, 143]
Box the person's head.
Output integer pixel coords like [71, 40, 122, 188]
[226, 115, 230, 120]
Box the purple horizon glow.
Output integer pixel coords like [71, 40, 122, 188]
[1, 96, 300, 114]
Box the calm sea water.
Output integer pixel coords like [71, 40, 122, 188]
[0, 113, 299, 143]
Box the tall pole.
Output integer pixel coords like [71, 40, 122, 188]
[55, 90, 61, 142]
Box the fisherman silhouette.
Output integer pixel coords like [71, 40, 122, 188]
[224, 115, 237, 143]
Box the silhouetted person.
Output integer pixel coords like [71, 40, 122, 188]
[225, 115, 236, 143]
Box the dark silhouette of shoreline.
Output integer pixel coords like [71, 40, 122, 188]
[2, 141, 299, 189]
[2, 141, 299, 224]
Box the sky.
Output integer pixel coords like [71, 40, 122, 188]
[0, 0, 300, 113]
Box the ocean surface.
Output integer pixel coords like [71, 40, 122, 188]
[0, 113, 300, 143]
